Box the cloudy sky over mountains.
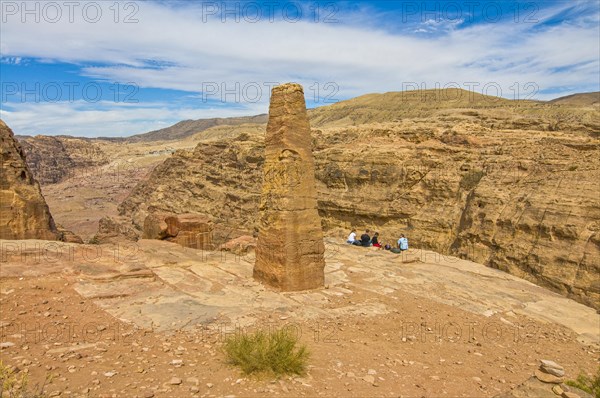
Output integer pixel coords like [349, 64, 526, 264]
[1, 0, 598, 137]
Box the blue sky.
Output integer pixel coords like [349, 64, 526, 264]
[1, 0, 599, 137]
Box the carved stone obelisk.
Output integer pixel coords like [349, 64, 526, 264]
[253, 83, 325, 291]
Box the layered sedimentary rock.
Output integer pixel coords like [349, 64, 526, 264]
[0, 120, 58, 240]
[253, 83, 325, 291]
[118, 90, 600, 307]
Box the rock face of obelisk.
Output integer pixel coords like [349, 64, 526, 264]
[253, 83, 325, 291]
[0, 119, 58, 240]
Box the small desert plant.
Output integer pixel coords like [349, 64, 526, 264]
[0, 361, 49, 398]
[223, 327, 309, 376]
[565, 367, 600, 398]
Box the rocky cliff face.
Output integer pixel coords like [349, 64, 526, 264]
[18, 135, 108, 185]
[118, 128, 264, 243]
[118, 90, 600, 308]
[0, 120, 58, 240]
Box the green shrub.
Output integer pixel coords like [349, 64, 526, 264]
[223, 327, 309, 376]
[0, 360, 49, 398]
[565, 367, 600, 398]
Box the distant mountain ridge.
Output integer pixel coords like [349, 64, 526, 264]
[549, 91, 600, 106]
[13, 89, 598, 142]
[15, 115, 268, 143]
[124, 114, 268, 142]
[126, 89, 598, 140]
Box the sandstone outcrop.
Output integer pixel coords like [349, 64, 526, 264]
[90, 216, 139, 244]
[219, 235, 256, 255]
[253, 83, 325, 291]
[56, 225, 84, 244]
[165, 213, 213, 249]
[117, 89, 599, 308]
[143, 212, 213, 249]
[142, 211, 172, 240]
[0, 120, 58, 240]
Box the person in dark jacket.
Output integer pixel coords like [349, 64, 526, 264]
[360, 229, 371, 247]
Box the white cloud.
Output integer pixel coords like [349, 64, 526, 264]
[1, 56, 22, 64]
[0, 1, 598, 137]
[0, 101, 267, 137]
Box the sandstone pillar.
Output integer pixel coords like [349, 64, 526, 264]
[254, 83, 325, 291]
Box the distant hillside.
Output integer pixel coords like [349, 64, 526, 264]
[125, 114, 268, 142]
[18, 135, 109, 184]
[308, 88, 541, 127]
[112, 89, 600, 139]
[16, 89, 599, 144]
[108, 89, 527, 142]
[122, 89, 598, 139]
[550, 91, 600, 106]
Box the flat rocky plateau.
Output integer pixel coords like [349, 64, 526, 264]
[1, 238, 598, 397]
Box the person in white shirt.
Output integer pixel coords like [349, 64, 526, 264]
[346, 229, 357, 244]
[397, 234, 409, 251]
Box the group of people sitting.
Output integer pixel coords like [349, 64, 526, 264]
[346, 229, 409, 252]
